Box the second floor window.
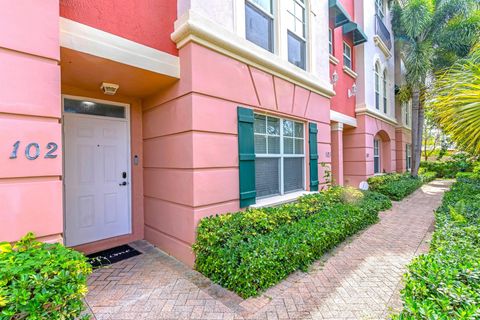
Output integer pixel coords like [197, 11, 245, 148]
[375, 0, 385, 20]
[287, 0, 307, 70]
[245, 0, 274, 52]
[375, 62, 381, 110]
[328, 28, 333, 55]
[343, 42, 352, 69]
[383, 69, 387, 113]
[405, 101, 411, 126]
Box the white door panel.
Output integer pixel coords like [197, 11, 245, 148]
[64, 113, 131, 246]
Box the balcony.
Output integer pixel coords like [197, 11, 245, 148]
[374, 14, 392, 58]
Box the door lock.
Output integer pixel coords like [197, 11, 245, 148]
[122, 171, 127, 179]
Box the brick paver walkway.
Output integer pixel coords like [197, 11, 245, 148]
[85, 180, 451, 320]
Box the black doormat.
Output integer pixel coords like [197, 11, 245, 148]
[87, 244, 141, 268]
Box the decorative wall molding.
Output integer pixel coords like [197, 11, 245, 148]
[356, 104, 398, 126]
[343, 66, 358, 79]
[60, 18, 180, 78]
[171, 11, 336, 98]
[373, 35, 392, 59]
[330, 110, 358, 127]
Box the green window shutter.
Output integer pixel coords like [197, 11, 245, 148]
[309, 122, 319, 191]
[238, 106, 256, 207]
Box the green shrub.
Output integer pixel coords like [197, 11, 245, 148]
[393, 174, 480, 319]
[420, 171, 437, 183]
[0, 233, 92, 320]
[368, 173, 423, 201]
[420, 153, 476, 178]
[194, 188, 391, 298]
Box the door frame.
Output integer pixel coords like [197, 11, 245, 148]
[61, 94, 133, 246]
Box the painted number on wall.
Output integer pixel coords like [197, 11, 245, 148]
[9, 141, 58, 160]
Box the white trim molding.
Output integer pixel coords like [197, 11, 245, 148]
[330, 110, 357, 127]
[373, 35, 392, 59]
[171, 10, 335, 98]
[60, 18, 180, 78]
[355, 104, 398, 126]
[329, 54, 339, 65]
[343, 66, 358, 79]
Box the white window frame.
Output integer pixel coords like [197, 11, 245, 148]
[245, 0, 276, 53]
[239, 0, 311, 71]
[328, 28, 333, 55]
[406, 143, 412, 170]
[285, 0, 308, 70]
[383, 68, 387, 114]
[375, 0, 385, 20]
[254, 114, 306, 198]
[375, 62, 381, 110]
[343, 42, 352, 69]
[374, 138, 381, 174]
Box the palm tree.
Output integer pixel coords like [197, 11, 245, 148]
[429, 45, 480, 154]
[391, 0, 479, 176]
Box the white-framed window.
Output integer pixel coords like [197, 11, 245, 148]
[254, 114, 305, 198]
[286, 0, 307, 70]
[374, 138, 381, 174]
[383, 69, 387, 113]
[375, 62, 381, 110]
[375, 0, 385, 20]
[245, 0, 274, 52]
[328, 28, 333, 55]
[404, 101, 411, 126]
[343, 42, 352, 69]
[406, 143, 412, 170]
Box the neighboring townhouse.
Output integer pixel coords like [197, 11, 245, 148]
[0, 0, 411, 266]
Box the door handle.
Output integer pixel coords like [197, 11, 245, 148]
[119, 181, 128, 186]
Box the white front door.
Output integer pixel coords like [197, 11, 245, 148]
[64, 98, 131, 247]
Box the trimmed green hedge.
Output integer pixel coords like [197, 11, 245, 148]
[420, 171, 437, 183]
[393, 174, 480, 319]
[420, 154, 475, 178]
[194, 187, 391, 298]
[0, 233, 92, 320]
[368, 173, 424, 201]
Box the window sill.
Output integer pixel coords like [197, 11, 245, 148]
[329, 54, 339, 65]
[251, 190, 316, 208]
[343, 66, 358, 79]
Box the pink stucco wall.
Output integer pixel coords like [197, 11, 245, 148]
[396, 128, 412, 172]
[0, 0, 62, 243]
[343, 114, 397, 187]
[143, 43, 331, 266]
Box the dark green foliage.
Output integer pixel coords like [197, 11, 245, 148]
[193, 187, 392, 298]
[420, 154, 475, 178]
[0, 233, 92, 320]
[368, 173, 424, 201]
[393, 174, 480, 319]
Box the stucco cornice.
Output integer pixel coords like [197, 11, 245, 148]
[373, 35, 392, 59]
[356, 104, 398, 126]
[171, 11, 336, 98]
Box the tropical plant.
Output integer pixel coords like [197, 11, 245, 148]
[429, 44, 480, 155]
[391, 0, 480, 175]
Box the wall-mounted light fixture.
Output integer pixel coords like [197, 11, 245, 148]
[100, 82, 120, 95]
[348, 83, 357, 98]
[331, 70, 339, 86]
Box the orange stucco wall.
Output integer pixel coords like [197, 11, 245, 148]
[0, 0, 62, 243]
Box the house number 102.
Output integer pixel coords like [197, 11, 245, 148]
[9, 141, 58, 160]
